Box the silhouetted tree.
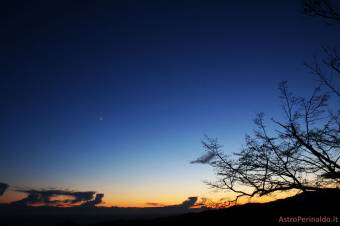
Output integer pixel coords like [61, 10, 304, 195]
[195, 82, 340, 202]
[193, 1, 340, 202]
[305, 46, 340, 96]
[304, 0, 340, 21]
[304, 0, 340, 96]
[194, 82, 339, 202]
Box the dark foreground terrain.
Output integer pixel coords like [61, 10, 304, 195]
[1, 189, 339, 226]
[92, 189, 340, 226]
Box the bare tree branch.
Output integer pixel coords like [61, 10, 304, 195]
[194, 83, 339, 202]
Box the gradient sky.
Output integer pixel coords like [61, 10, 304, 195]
[1, 0, 339, 207]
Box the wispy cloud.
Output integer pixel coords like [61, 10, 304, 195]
[145, 202, 165, 207]
[190, 152, 216, 164]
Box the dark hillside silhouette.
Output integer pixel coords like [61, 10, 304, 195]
[91, 189, 340, 226]
[0, 189, 339, 226]
[0, 196, 202, 226]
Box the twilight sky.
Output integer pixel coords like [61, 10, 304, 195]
[1, 0, 339, 207]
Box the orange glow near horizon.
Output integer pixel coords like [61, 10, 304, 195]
[0, 188, 300, 208]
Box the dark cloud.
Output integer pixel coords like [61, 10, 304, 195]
[81, 193, 104, 207]
[11, 189, 97, 207]
[0, 182, 9, 196]
[145, 197, 198, 209]
[145, 202, 164, 207]
[68, 191, 95, 204]
[164, 197, 198, 209]
[177, 197, 198, 208]
[190, 152, 216, 164]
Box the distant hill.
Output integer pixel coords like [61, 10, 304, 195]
[0, 189, 339, 226]
[0, 201, 203, 226]
[92, 188, 340, 226]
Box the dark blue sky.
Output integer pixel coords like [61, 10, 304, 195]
[1, 1, 339, 206]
